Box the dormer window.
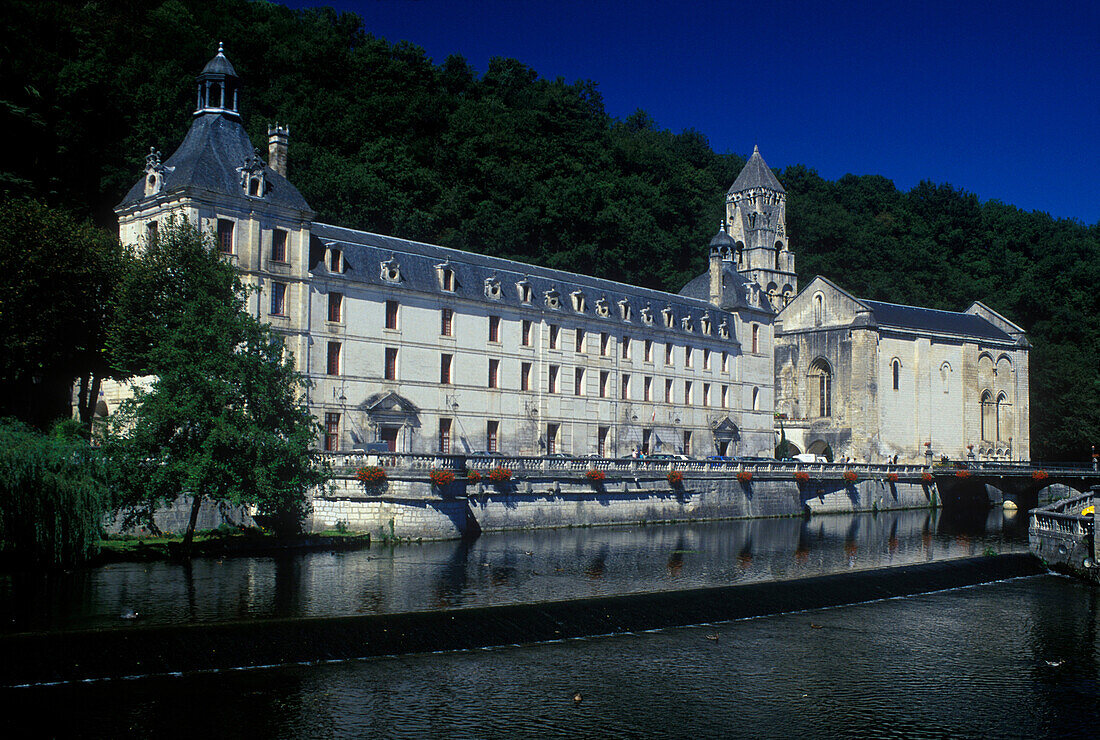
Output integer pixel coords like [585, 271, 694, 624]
[681, 316, 694, 333]
[662, 306, 675, 328]
[436, 263, 455, 292]
[718, 320, 730, 339]
[327, 247, 344, 273]
[380, 256, 401, 283]
[248, 177, 261, 196]
[571, 290, 586, 313]
[595, 298, 610, 318]
[142, 147, 168, 198]
[544, 288, 561, 310]
[700, 315, 711, 335]
[641, 305, 654, 326]
[239, 149, 266, 198]
[485, 276, 502, 300]
[517, 278, 533, 303]
[618, 300, 631, 322]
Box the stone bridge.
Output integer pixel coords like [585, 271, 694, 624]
[932, 462, 1100, 510]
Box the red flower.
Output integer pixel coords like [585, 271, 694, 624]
[586, 469, 606, 483]
[1031, 470, 1049, 481]
[921, 472, 934, 483]
[886, 473, 899, 482]
[466, 470, 482, 483]
[843, 470, 858, 483]
[737, 470, 753, 482]
[429, 469, 455, 486]
[794, 471, 810, 482]
[955, 469, 971, 479]
[667, 470, 684, 485]
[356, 466, 387, 486]
[488, 467, 512, 482]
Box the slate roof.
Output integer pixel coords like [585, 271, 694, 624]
[200, 48, 237, 78]
[861, 299, 1013, 342]
[117, 113, 312, 212]
[728, 146, 785, 194]
[678, 262, 773, 313]
[311, 223, 758, 344]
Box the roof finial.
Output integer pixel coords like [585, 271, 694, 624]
[217, 41, 225, 55]
[753, 144, 759, 154]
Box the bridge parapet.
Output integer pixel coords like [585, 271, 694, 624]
[1029, 488, 1099, 582]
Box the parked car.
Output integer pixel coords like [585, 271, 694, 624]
[706, 455, 734, 461]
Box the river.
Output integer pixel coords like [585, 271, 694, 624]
[5, 507, 1098, 738]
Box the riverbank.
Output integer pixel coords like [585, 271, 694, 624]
[92, 530, 372, 565]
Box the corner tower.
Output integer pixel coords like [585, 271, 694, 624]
[725, 146, 796, 310]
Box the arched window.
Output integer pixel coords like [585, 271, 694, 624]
[813, 293, 825, 327]
[980, 390, 994, 442]
[735, 241, 744, 267]
[996, 392, 1009, 441]
[809, 359, 832, 418]
[892, 359, 900, 391]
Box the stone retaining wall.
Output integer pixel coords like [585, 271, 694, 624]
[309, 473, 937, 539]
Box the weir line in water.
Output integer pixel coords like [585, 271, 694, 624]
[0, 553, 1043, 687]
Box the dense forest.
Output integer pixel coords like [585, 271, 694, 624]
[1, 0, 1097, 459]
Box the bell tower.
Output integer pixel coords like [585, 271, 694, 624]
[725, 146, 797, 310]
[194, 42, 241, 118]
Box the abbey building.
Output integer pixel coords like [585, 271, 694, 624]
[111, 47, 1029, 464]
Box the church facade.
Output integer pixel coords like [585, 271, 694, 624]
[111, 47, 1029, 464]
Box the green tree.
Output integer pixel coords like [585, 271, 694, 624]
[105, 221, 327, 547]
[0, 199, 123, 433]
[0, 418, 107, 567]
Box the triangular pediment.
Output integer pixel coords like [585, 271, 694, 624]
[361, 391, 419, 415]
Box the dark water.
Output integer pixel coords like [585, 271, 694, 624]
[0, 507, 1025, 633]
[4, 575, 1099, 738]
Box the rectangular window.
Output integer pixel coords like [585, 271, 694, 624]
[685, 346, 693, 369]
[440, 354, 453, 385]
[575, 329, 586, 353]
[146, 220, 158, 242]
[549, 324, 559, 349]
[270, 282, 287, 315]
[575, 367, 585, 396]
[752, 324, 759, 353]
[644, 339, 653, 363]
[721, 385, 729, 409]
[665, 379, 674, 403]
[621, 373, 631, 400]
[621, 336, 631, 360]
[599, 371, 610, 398]
[488, 358, 500, 388]
[385, 347, 397, 380]
[217, 219, 234, 254]
[548, 365, 559, 393]
[703, 383, 711, 407]
[642, 429, 652, 455]
[703, 349, 711, 370]
[522, 320, 532, 346]
[644, 376, 653, 401]
[271, 228, 288, 262]
[442, 269, 455, 292]
[486, 421, 499, 453]
[441, 308, 454, 336]
[598, 426, 609, 457]
[685, 380, 693, 405]
[439, 418, 452, 453]
[324, 413, 340, 452]
[328, 249, 343, 273]
[521, 362, 532, 391]
[385, 300, 399, 330]
[683, 431, 692, 457]
[327, 292, 343, 322]
[600, 333, 610, 356]
[489, 315, 501, 343]
[721, 352, 729, 373]
[326, 342, 341, 376]
[665, 344, 674, 366]
[546, 423, 559, 455]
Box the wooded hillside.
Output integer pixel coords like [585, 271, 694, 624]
[2, 0, 1097, 459]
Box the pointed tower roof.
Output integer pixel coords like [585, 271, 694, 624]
[728, 145, 785, 194]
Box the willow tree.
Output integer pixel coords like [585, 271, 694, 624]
[106, 221, 326, 547]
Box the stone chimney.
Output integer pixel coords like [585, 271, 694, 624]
[267, 123, 289, 177]
[707, 221, 734, 307]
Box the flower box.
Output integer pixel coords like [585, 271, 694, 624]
[488, 467, 512, 483]
[886, 473, 899, 483]
[429, 469, 455, 486]
[736, 470, 753, 483]
[794, 471, 810, 482]
[466, 470, 482, 483]
[586, 469, 606, 483]
[667, 470, 684, 485]
[843, 470, 858, 483]
[356, 466, 387, 487]
[1031, 470, 1049, 481]
[955, 469, 971, 479]
[921, 472, 934, 483]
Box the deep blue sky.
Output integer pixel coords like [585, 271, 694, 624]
[283, 0, 1098, 224]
